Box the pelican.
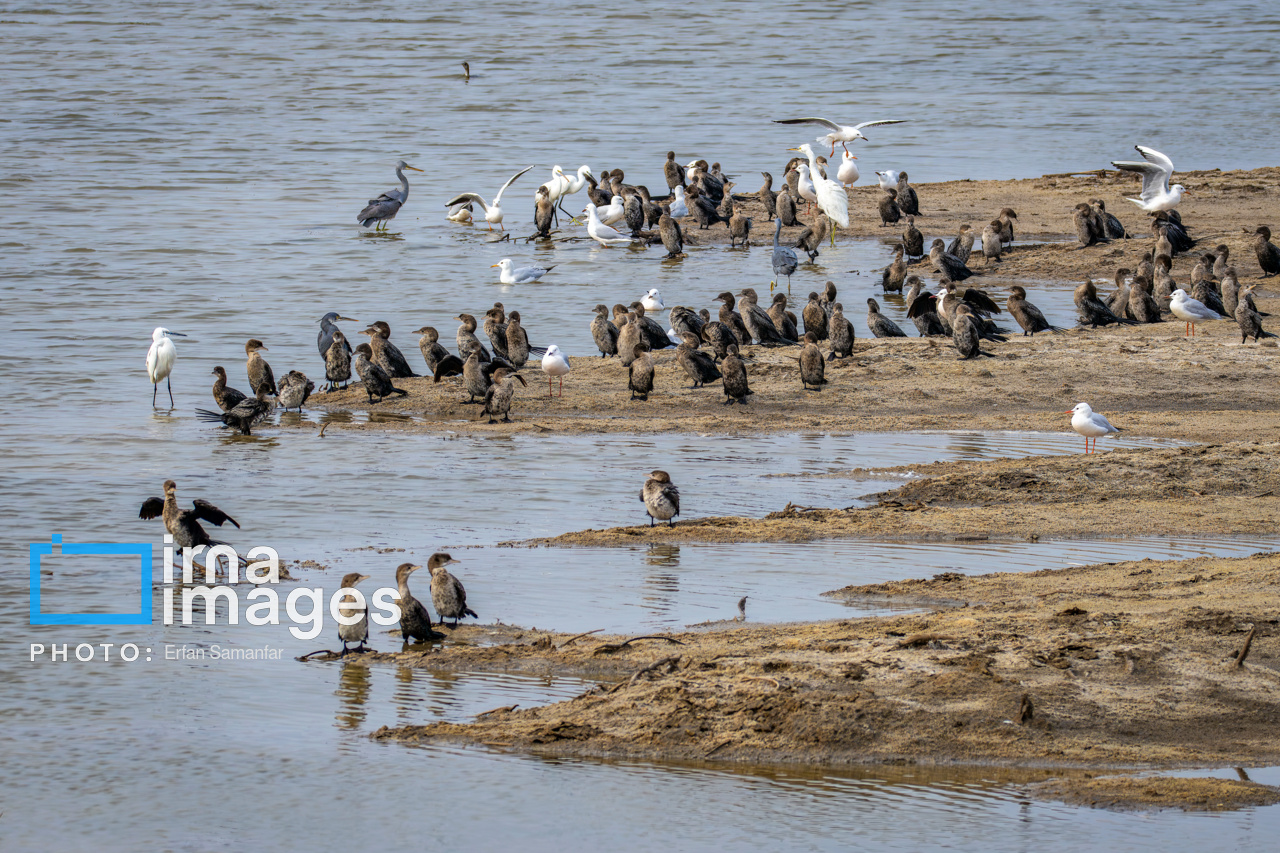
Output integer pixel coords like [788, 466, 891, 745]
[146, 327, 187, 408]
[583, 203, 635, 247]
[787, 144, 849, 228]
[1111, 145, 1184, 213]
[774, 117, 908, 155]
[837, 151, 859, 188]
[357, 160, 423, 230]
[445, 165, 534, 231]
[491, 258, 556, 284]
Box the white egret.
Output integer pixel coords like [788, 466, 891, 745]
[540, 345, 571, 397]
[491, 258, 557, 284]
[357, 160, 423, 230]
[1111, 145, 1184, 213]
[582, 203, 635, 247]
[837, 151, 859, 188]
[1066, 402, 1121, 454]
[788, 144, 849, 228]
[1170, 288, 1223, 336]
[557, 164, 594, 222]
[445, 165, 534, 231]
[773, 117, 908, 155]
[146, 327, 187, 408]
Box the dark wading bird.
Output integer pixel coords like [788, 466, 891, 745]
[245, 339, 276, 397]
[395, 563, 443, 645]
[1006, 286, 1060, 336]
[139, 479, 240, 553]
[337, 573, 370, 654]
[720, 343, 752, 404]
[353, 343, 408, 403]
[641, 470, 680, 527]
[358, 160, 423, 230]
[867, 298, 907, 338]
[195, 387, 274, 435]
[771, 218, 799, 292]
[324, 329, 353, 391]
[427, 553, 478, 628]
[211, 366, 247, 412]
[146, 327, 188, 408]
[797, 332, 827, 390]
[482, 367, 527, 423]
[318, 313, 355, 361]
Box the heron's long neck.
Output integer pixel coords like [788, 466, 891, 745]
[396, 166, 410, 201]
[774, 220, 782, 247]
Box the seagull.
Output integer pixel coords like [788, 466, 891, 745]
[446, 200, 473, 223]
[836, 151, 859, 188]
[793, 163, 818, 206]
[146, 327, 187, 408]
[1066, 402, 1121, 454]
[667, 186, 689, 219]
[1111, 146, 1184, 213]
[597, 194, 625, 226]
[875, 169, 901, 191]
[540, 344, 570, 397]
[445, 165, 534, 231]
[774, 117, 908, 156]
[787, 144, 849, 228]
[583, 203, 636, 247]
[641, 288, 665, 312]
[491, 258, 556, 284]
[1170, 288, 1223, 336]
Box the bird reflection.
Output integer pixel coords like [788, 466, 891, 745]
[645, 543, 681, 567]
[335, 661, 371, 729]
[948, 432, 991, 459]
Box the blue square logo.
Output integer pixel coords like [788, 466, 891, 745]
[30, 535, 153, 625]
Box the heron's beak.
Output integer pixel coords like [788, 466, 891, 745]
[405, 166, 423, 172]
[337, 315, 356, 322]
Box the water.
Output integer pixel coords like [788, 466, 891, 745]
[4, 1, 1280, 849]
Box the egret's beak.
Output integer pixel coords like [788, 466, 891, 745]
[787, 147, 800, 152]
[169, 332, 188, 337]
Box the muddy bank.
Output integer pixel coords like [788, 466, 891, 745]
[1028, 775, 1280, 812]
[524, 441, 1280, 545]
[366, 551, 1280, 770]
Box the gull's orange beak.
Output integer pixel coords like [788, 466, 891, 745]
[490, 263, 500, 268]
[1063, 410, 1074, 414]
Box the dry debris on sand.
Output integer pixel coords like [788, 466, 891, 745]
[365, 552, 1280, 773]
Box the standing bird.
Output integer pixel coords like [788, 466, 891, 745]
[412, 326, 451, 373]
[657, 212, 684, 259]
[336, 573, 371, 654]
[787, 143, 849, 227]
[362, 321, 417, 378]
[1075, 280, 1134, 327]
[1066, 402, 1121, 454]
[352, 343, 408, 403]
[902, 216, 924, 259]
[773, 117, 908, 156]
[836, 151, 859, 188]
[277, 370, 314, 412]
[138, 479, 239, 554]
[675, 334, 722, 388]
[1111, 145, 1184, 213]
[318, 313, 355, 360]
[771, 218, 799, 292]
[906, 278, 950, 337]
[540, 344, 570, 396]
[738, 288, 795, 345]
[583, 202, 636, 246]
[663, 151, 685, 191]
[1092, 199, 1129, 239]
[952, 304, 991, 360]
[195, 387, 274, 435]
[146, 327, 187, 408]
[878, 189, 902, 226]
[803, 291, 828, 340]
[998, 208, 1018, 247]
[591, 305, 620, 358]
[981, 219, 1003, 264]
[244, 339, 276, 397]
[866, 298, 907, 338]
[713, 292, 752, 346]
[882, 244, 907, 292]
[667, 185, 689, 218]
[687, 185, 725, 230]
[720, 344, 752, 405]
[640, 470, 680, 528]
[768, 293, 799, 340]
[1255, 226, 1280, 277]
[445, 165, 534, 231]
[211, 366, 247, 412]
[1073, 202, 1106, 247]
[357, 160, 424, 230]
[492, 258, 556, 284]
[1236, 285, 1276, 343]
[504, 311, 531, 368]
[876, 170, 901, 190]
[776, 187, 803, 227]
[794, 212, 829, 261]
[895, 172, 919, 216]
[394, 563, 441, 645]
[930, 239, 977, 281]
[324, 329, 353, 391]
[1170, 288, 1223, 336]
[757, 172, 777, 219]
[798, 332, 827, 390]
[533, 186, 555, 237]
[628, 343, 655, 401]
[729, 210, 752, 248]
[482, 367, 526, 423]
[827, 303, 855, 359]
[948, 224, 975, 264]
[427, 553, 478, 628]
[1006, 286, 1059, 336]
[1221, 267, 1243, 319]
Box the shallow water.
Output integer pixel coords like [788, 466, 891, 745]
[4, 0, 1280, 849]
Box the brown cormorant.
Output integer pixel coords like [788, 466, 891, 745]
[427, 553, 477, 627]
[139, 479, 239, 552]
[641, 470, 680, 527]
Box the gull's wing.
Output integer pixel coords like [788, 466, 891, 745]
[773, 117, 842, 132]
[445, 192, 489, 211]
[493, 165, 534, 205]
[1135, 145, 1174, 178]
[853, 119, 908, 133]
[1112, 145, 1174, 199]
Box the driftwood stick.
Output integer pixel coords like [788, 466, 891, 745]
[558, 628, 604, 649]
[1231, 625, 1257, 669]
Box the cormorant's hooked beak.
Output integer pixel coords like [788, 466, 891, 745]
[447, 559, 461, 565]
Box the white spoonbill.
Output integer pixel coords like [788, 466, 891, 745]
[1170, 288, 1223, 336]
[788, 143, 849, 227]
[1111, 145, 1184, 213]
[1066, 402, 1121, 454]
[146, 326, 187, 408]
[445, 165, 534, 231]
[540, 345, 571, 397]
[773, 117, 908, 155]
[491, 258, 557, 284]
[837, 151, 859, 188]
[582, 203, 635, 247]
